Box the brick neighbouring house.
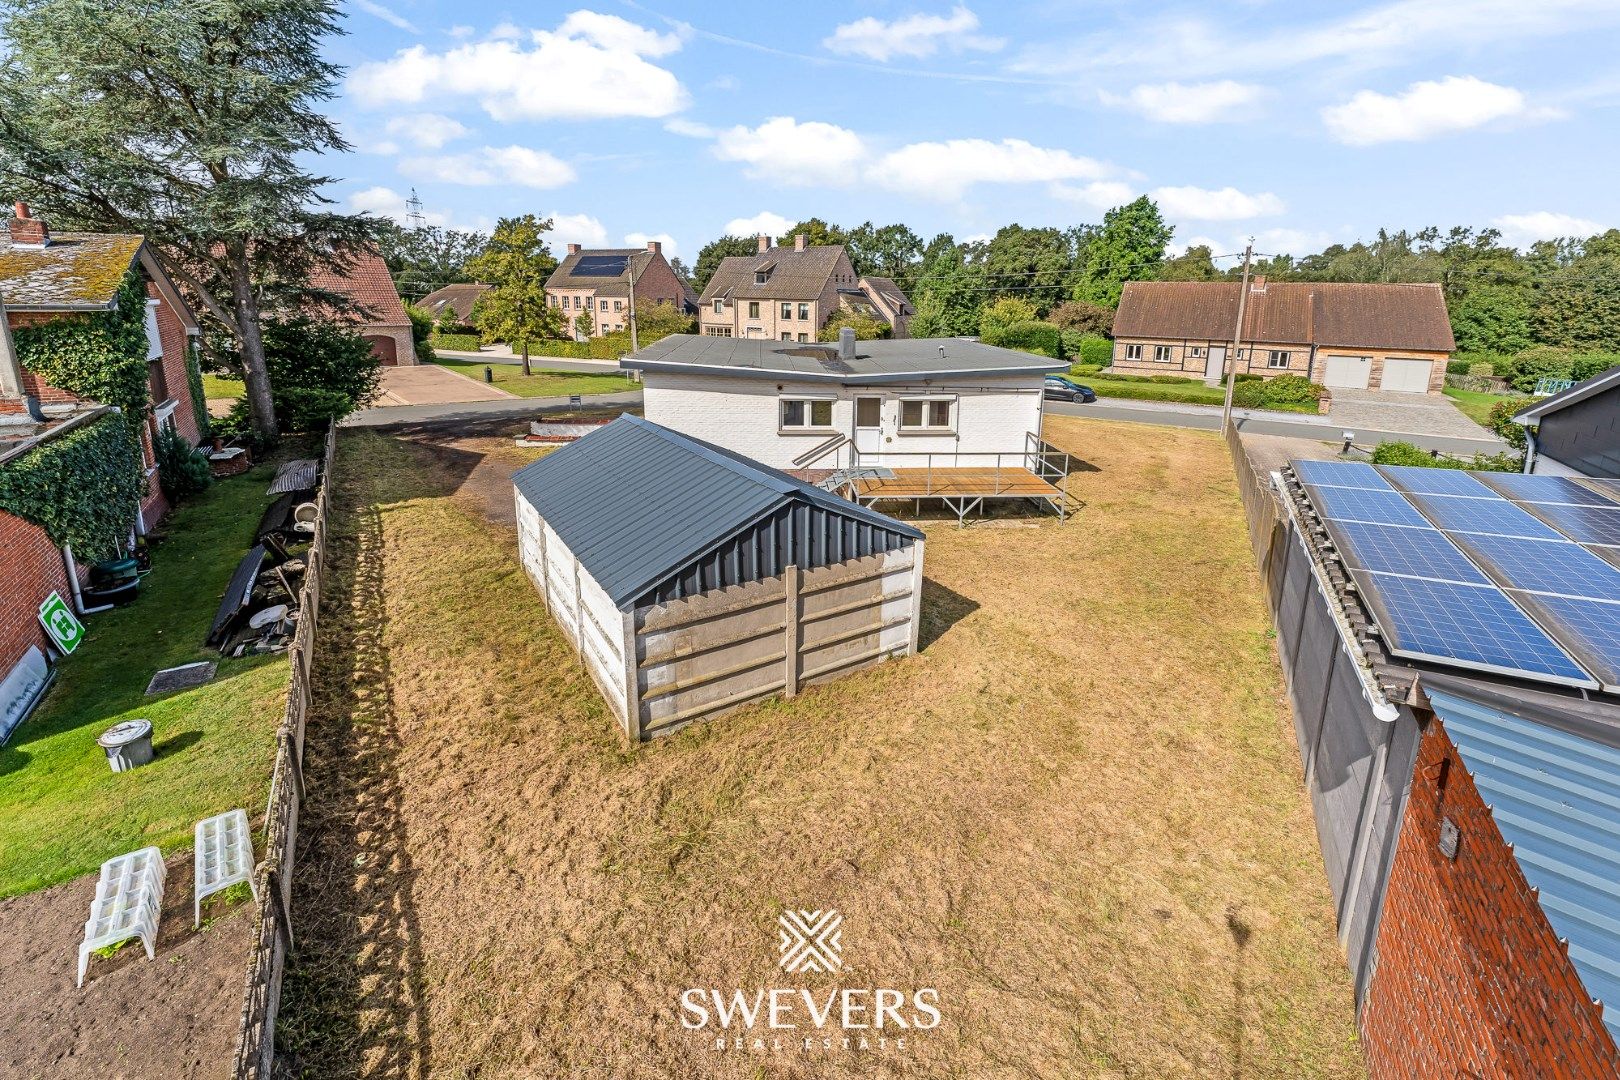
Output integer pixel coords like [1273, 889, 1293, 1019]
[1, 202, 205, 729]
[697, 235, 914, 342]
[1275, 462, 1620, 1077]
[307, 243, 415, 365]
[544, 241, 695, 340]
[1110, 279, 1455, 394]
[416, 282, 490, 326]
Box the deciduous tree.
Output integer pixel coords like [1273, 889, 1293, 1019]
[465, 215, 561, 375]
[1072, 197, 1172, 307]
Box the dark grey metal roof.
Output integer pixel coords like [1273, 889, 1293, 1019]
[621, 334, 1066, 384]
[511, 415, 923, 609]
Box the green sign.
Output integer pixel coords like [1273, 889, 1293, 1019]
[38, 592, 86, 655]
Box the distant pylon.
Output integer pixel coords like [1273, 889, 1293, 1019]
[406, 188, 426, 231]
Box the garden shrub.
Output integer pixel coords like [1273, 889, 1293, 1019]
[1372, 441, 1518, 472]
[154, 423, 212, 502]
[215, 316, 380, 440]
[430, 333, 482, 352]
[981, 320, 1060, 358]
[1488, 398, 1535, 452]
[1068, 363, 1103, 378]
[1446, 359, 1472, 375]
[1230, 381, 1269, 409]
[1257, 374, 1323, 405]
[1467, 361, 1494, 377]
[1078, 336, 1113, 366]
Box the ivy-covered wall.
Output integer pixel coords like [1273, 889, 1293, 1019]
[0, 412, 145, 561]
[10, 269, 151, 417]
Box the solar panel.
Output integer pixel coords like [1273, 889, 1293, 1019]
[1328, 521, 1489, 583]
[1307, 484, 1431, 527]
[1378, 464, 1496, 498]
[1405, 493, 1563, 539]
[1358, 572, 1594, 686]
[1292, 460, 1392, 490]
[571, 254, 630, 277]
[1523, 503, 1620, 546]
[1451, 533, 1620, 601]
[1480, 473, 1620, 507]
[1514, 594, 1620, 690]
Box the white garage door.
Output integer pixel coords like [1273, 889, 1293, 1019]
[1323, 355, 1371, 389]
[1381, 358, 1432, 394]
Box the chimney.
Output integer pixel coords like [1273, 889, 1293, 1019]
[646, 240, 661, 255]
[567, 243, 581, 255]
[839, 326, 856, 362]
[9, 202, 48, 248]
[757, 234, 770, 254]
[1250, 275, 1267, 294]
[794, 233, 807, 252]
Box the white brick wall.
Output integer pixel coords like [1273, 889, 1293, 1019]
[641, 371, 1047, 470]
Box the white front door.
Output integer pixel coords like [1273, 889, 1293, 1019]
[1204, 346, 1226, 381]
[1324, 355, 1372, 389]
[853, 396, 884, 460]
[1380, 358, 1432, 393]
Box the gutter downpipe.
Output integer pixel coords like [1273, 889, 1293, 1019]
[1518, 420, 1537, 474]
[62, 543, 113, 616]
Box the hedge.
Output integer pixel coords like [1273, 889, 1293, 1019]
[982, 320, 1062, 358]
[429, 333, 482, 352]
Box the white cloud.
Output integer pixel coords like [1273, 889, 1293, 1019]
[352, 0, 416, 33]
[399, 145, 576, 189]
[1099, 81, 1264, 123]
[548, 212, 608, 249]
[1049, 180, 1138, 210]
[349, 12, 689, 121]
[625, 231, 678, 257]
[664, 118, 716, 139]
[1492, 211, 1604, 248]
[823, 5, 1003, 62]
[448, 24, 474, 39]
[870, 138, 1114, 201]
[722, 211, 795, 238]
[1321, 75, 1546, 144]
[385, 113, 470, 149]
[348, 186, 451, 227]
[1253, 227, 1341, 256]
[712, 117, 868, 186]
[960, 232, 993, 245]
[1151, 185, 1285, 221]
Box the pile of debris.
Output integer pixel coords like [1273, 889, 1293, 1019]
[206, 458, 319, 657]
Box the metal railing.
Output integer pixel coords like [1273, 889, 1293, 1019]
[230, 423, 337, 1079]
[838, 431, 1075, 498]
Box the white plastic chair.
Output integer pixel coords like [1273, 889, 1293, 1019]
[194, 809, 256, 927]
[77, 846, 166, 987]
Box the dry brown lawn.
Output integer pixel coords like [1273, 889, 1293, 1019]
[276, 416, 1363, 1079]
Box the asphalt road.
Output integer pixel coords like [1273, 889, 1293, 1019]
[1046, 397, 1507, 455]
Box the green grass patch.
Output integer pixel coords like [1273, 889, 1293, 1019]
[1077, 375, 1319, 414]
[0, 465, 293, 898]
[431, 358, 635, 399]
[1443, 386, 1523, 427]
[201, 372, 245, 401]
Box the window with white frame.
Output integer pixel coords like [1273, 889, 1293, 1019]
[781, 332, 792, 341]
[1125, 343, 1143, 361]
[748, 301, 760, 318]
[898, 397, 954, 433]
[1152, 345, 1173, 362]
[1267, 350, 1290, 368]
[613, 300, 622, 312]
[1189, 346, 1206, 359]
[798, 302, 810, 320]
[599, 299, 608, 311]
[755, 271, 769, 284]
[713, 299, 723, 314]
[780, 397, 835, 431]
[780, 302, 792, 319]
[797, 333, 808, 343]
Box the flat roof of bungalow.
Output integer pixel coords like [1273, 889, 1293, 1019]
[620, 334, 1067, 384]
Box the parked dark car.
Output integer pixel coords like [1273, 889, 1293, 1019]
[1043, 376, 1096, 403]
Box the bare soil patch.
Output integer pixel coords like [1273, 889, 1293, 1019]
[0, 850, 253, 1079]
[277, 416, 1362, 1079]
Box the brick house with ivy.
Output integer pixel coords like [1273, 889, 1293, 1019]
[0, 202, 205, 730]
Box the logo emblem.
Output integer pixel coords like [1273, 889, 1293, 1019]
[777, 909, 843, 973]
[38, 592, 86, 655]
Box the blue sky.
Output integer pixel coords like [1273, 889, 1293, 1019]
[325, 1, 1620, 270]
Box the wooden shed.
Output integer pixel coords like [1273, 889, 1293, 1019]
[512, 415, 926, 743]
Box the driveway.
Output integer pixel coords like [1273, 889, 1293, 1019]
[375, 364, 514, 407]
[1326, 388, 1490, 439]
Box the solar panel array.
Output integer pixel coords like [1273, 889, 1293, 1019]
[1294, 459, 1620, 691]
[571, 254, 630, 277]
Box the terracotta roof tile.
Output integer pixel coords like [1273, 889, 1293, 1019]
[699, 245, 848, 302]
[307, 244, 409, 328]
[418, 283, 490, 321]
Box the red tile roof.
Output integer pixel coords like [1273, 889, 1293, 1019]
[1113, 280, 1455, 352]
[307, 244, 409, 328]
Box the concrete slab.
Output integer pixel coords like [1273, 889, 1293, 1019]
[375, 364, 514, 407]
[1327, 389, 1489, 440]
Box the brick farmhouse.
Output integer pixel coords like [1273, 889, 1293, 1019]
[307, 243, 415, 365]
[544, 241, 694, 339]
[1, 202, 204, 711]
[698, 234, 914, 341]
[1111, 279, 1455, 394]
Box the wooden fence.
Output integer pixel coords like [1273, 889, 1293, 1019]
[229, 424, 338, 1078]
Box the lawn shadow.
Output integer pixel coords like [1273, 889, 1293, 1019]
[919, 577, 980, 651]
[276, 492, 432, 1076]
[1227, 904, 1252, 1080]
[0, 745, 29, 777]
[152, 730, 203, 758]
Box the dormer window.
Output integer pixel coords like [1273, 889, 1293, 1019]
[754, 271, 768, 285]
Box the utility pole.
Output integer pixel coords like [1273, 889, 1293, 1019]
[1221, 241, 1255, 435]
[626, 257, 639, 353]
[405, 188, 426, 232]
